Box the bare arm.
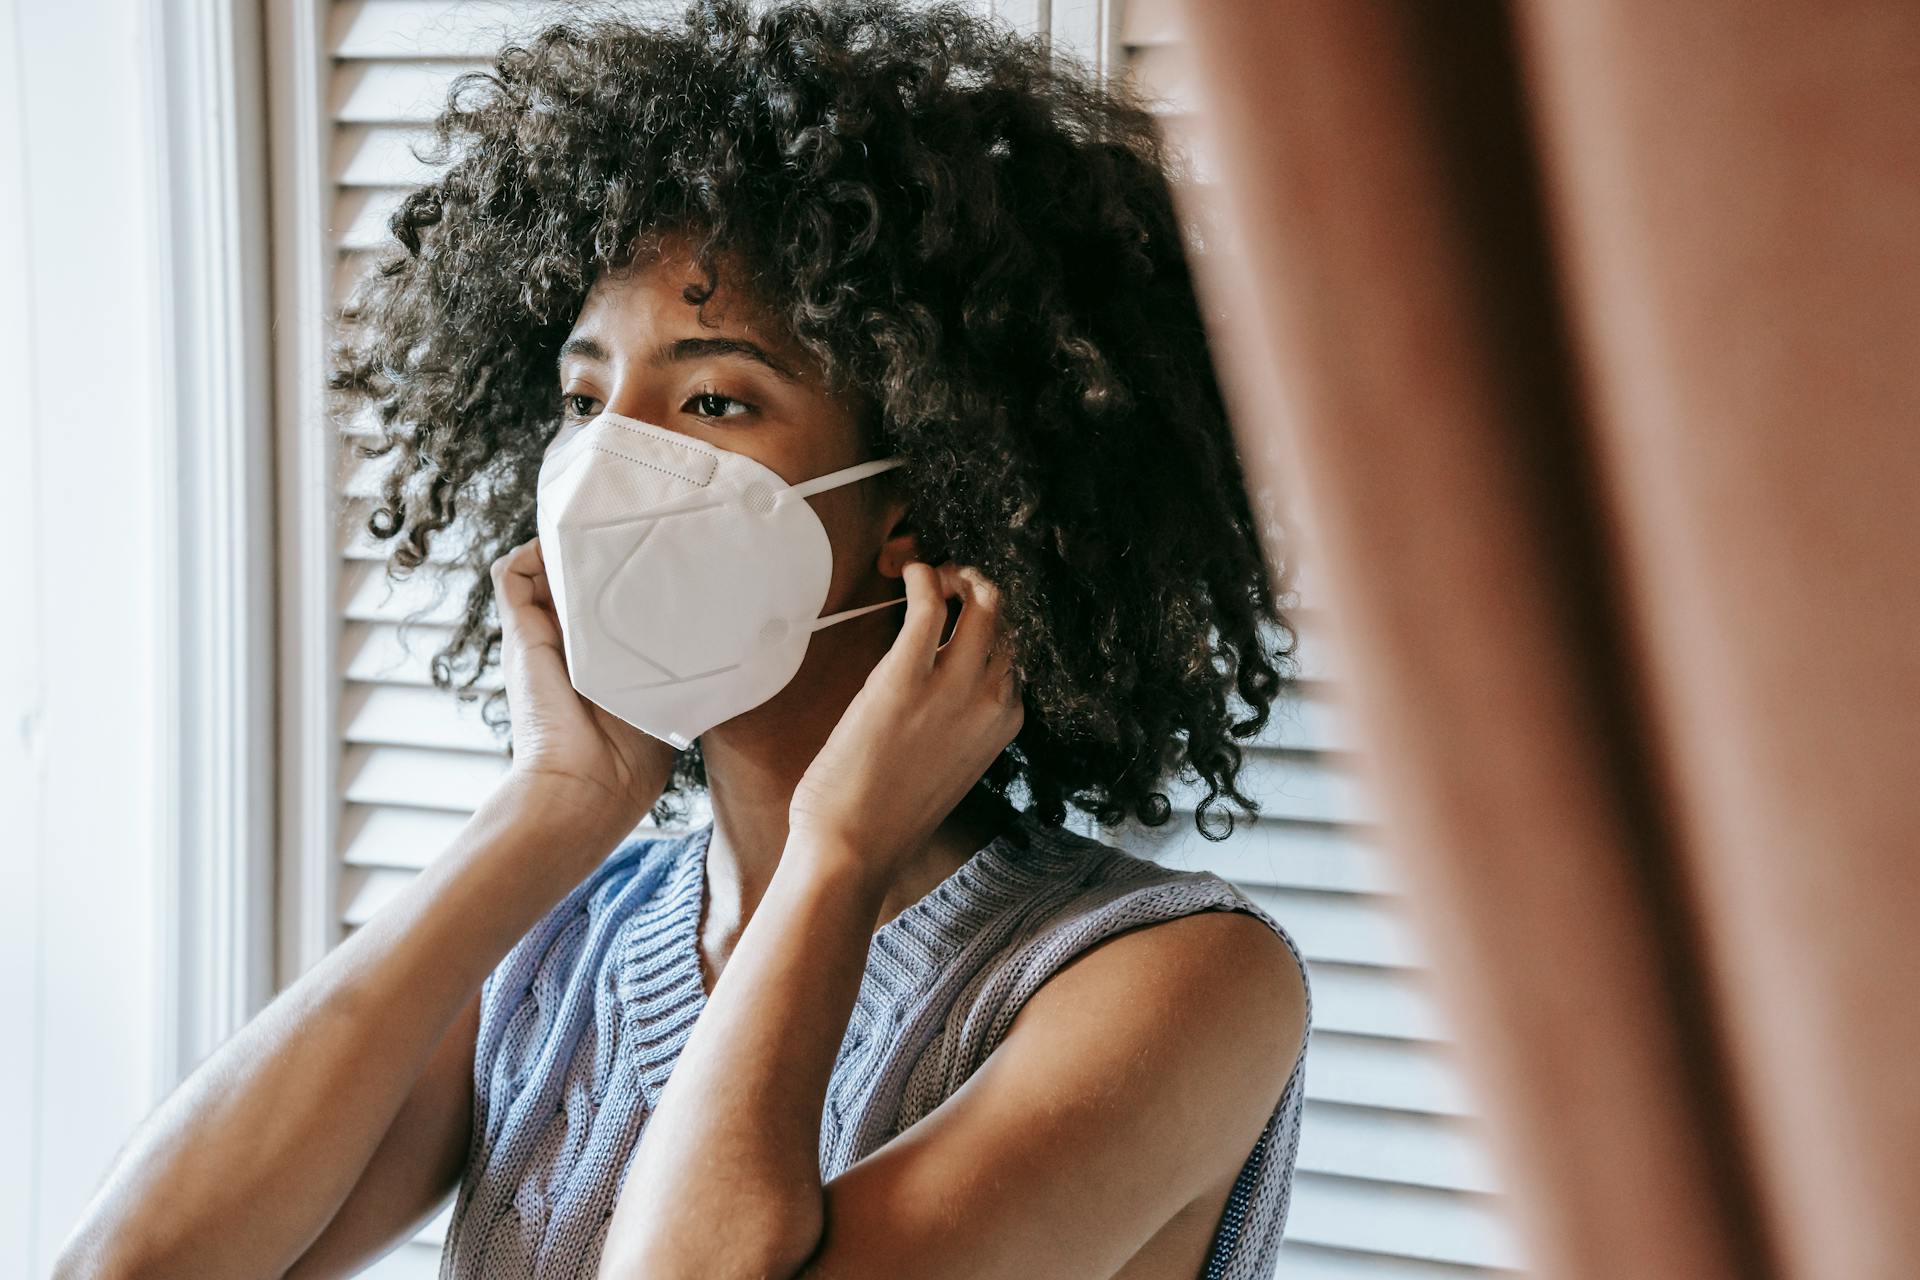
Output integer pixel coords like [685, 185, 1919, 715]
[601, 562, 1027, 1275]
[54, 537, 674, 1279]
[51, 776, 638, 1280]
[280, 985, 481, 1280]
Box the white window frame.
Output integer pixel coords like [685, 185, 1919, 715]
[264, 0, 342, 987]
[148, 0, 280, 1081]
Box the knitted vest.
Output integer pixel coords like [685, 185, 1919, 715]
[439, 809, 1311, 1278]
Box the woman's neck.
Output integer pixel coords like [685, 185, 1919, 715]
[688, 612, 1017, 977]
[695, 714, 1016, 976]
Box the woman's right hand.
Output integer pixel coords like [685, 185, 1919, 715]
[490, 535, 676, 834]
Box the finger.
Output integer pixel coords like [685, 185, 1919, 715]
[929, 563, 965, 649]
[946, 567, 1020, 712]
[525, 536, 556, 611]
[491, 538, 561, 651]
[940, 565, 1003, 672]
[490, 538, 539, 617]
[892, 560, 947, 670]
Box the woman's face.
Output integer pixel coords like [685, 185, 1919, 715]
[553, 233, 913, 617]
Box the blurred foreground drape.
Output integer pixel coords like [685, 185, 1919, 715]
[1175, 2, 1920, 1277]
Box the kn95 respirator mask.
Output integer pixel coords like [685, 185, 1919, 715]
[534, 410, 908, 749]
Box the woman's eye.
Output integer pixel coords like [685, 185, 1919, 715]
[561, 390, 754, 421]
[685, 391, 754, 420]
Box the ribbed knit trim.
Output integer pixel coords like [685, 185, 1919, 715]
[609, 827, 713, 1111]
[608, 809, 1092, 1110]
[854, 808, 1090, 1007]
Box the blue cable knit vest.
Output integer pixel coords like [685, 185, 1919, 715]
[439, 809, 1312, 1278]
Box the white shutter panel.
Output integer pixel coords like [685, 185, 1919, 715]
[1109, 3, 1530, 1275]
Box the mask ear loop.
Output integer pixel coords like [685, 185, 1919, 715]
[786, 454, 906, 500]
[793, 454, 912, 632]
[811, 594, 909, 632]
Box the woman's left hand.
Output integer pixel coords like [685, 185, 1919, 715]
[789, 560, 1024, 870]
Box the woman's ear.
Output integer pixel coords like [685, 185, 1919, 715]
[876, 497, 921, 579]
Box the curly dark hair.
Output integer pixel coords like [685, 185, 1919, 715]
[327, 0, 1297, 840]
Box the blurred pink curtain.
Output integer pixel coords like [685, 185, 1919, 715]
[1177, 2, 1920, 1277]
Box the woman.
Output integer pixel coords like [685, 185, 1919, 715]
[55, 2, 1310, 1277]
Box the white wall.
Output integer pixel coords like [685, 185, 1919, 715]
[0, 0, 171, 1272]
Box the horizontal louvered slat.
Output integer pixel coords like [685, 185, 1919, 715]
[340, 803, 473, 873]
[342, 682, 506, 754]
[343, 805, 697, 882]
[1285, 1174, 1525, 1271]
[330, 1, 610, 61]
[343, 620, 503, 690]
[339, 501, 479, 566]
[1254, 686, 1351, 754]
[339, 449, 396, 499]
[340, 560, 478, 626]
[331, 59, 488, 124]
[1306, 963, 1446, 1043]
[339, 399, 388, 439]
[333, 124, 440, 188]
[1046, 0, 1113, 71]
[1241, 885, 1424, 969]
[1298, 1101, 1500, 1194]
[1303, 1032, 1473, 1117]
[332, 186, 405, 251]
[1131, 814, 1392, 895]
[352, 1240, 443, 1280]
[1163, 750, 1377, 826]
[1286, 610, 1346, 682]
[1277, 1241, 1521, 1280]
[338, 516, 396, 564]
[342, 742, 509, 811]
[339, 865, 416, 925]
[417, 1198, 454, 1244]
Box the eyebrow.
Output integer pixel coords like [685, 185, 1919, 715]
[556, 334, 801, 383]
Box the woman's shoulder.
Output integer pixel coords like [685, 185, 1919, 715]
[882, 815, 1312, 1188]
[1012, 819, 1310, 988]
[1005, 826, 1313, 1273]
[1025, 821, 1312, 1066]
[960, 815, 1313, 1061]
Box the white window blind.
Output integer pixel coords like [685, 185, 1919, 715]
[275, 2, 1527, 1276]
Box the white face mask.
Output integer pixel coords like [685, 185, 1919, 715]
[534, 410, 908, 749]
